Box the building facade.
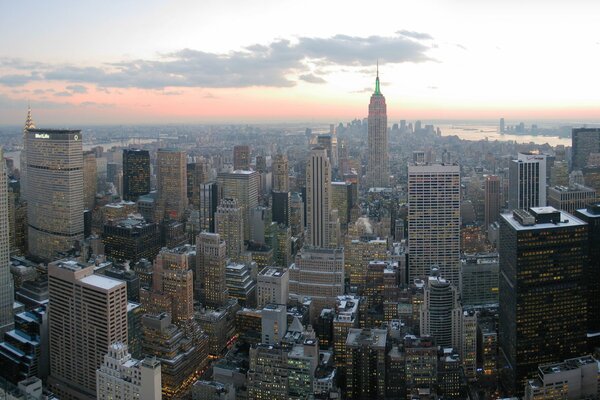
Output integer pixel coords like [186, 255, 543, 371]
[366, 69, 389, 188]
[122, 149, 150, 202]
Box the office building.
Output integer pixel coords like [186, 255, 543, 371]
[192, 380, 234, 400]
[225, 262, 255, 306]
[499, 207, 588, 395]
[345, 328, 387, 399]
[122, 149, 150, 202]
[508, 152, 547, 210]
[332, 295, 360, 368]
[461, 310, 478, 380]
[367, 68, 389, 188]
[199, 181, 218, 232]
[331, 181, 352, 227]
[233, 145, 250, 171]
[289, 247, 344, 317]
[140, 246, 195, 327]
[47, 260, 128, 399]
[289, 192, 304, 237]
[83, 151, 97, 210]
[215, 198, 245, 261]
[196, 232, 228, 308]
[261, 304, 287, 345]
[547, 184, 596, 214]
[306, 147, 332, 247]
[344, 236, 387, 292]
[574, 203, 600, 350]
[20, 107, 35, 202]
[459, 253, 499, 308]
[26, 129, 84, 260]
[0, 149, 12, 336]
[217, 170, 259, 240]
[420, 275, 462, 349]
[102, 216, 161, 263]
[272, 190, 290, 227]
[247, 344, 288, 400]
[404, 335, 438, 395]
[272, 153, 289, 192]
[187, 161, 208, 208]
[155, 148, 187, 221]
[96, 342, 161, 400]
[572, 127, 600, 171]
[408, 163, 461, 284]
[257, 267, 289, 308]
[484, 175, 501, 229]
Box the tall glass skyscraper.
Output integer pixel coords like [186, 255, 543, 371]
[26, 129, 84, 261]
[367, 67, 389, 188]
[122, 149, 150, 202]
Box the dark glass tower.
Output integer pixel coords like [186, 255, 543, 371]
[499, 207, 588, 396]
[572, 128, 600, 171]
[122, 149, 150, 202]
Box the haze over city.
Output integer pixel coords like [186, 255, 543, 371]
[2, 0, 600, 124]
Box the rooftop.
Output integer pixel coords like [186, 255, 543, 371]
[80, 274, 125, 291]
[501, 207, 586, 231]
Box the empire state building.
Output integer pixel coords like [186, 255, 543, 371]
[367, 66, 389, 188]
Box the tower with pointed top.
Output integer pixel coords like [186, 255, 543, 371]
[367, 64, 389, 188]
[20, 106, 35, 201]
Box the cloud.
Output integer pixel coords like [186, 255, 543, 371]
[351, 87, 374, 94]
[79, 101, 115, 108]
[66, 84, 88, 93]
[299, 73, 326, 84]
[158, 90, 184, 96]
[203, 92, 218, 99]
[54, 91, 72, 97]
[0, 32, 434, 90]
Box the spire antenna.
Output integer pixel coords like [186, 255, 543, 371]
[374, 60, 381, 95]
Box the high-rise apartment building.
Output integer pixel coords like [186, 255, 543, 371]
[484, 175, 501, 229]
[306, 147, 332, 248]
[155, 148, 187, 221]
[233, 145, 250, 170]
[345, 328, 387, 400]
[26, 129, 84, 260]
[572, 127, 600, 171]
[196, 232, 228, 308]
[47, 260, 128, 399]
[508, 152, 547, 210]
[122, 149, 150, 202]
[19, 106, 35, 201]
[96, 342, 161, 400]
[499, 207, 588, 395]
[215, 198, 244, 261]
[0, 148, 13, 336]
[407, 163, 461, 284]
[217, 170, 259, 240]
[272, 153, 289, 192]
[367, 68, 389, 188]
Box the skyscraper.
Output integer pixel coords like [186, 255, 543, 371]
[233, 145, 250, 170]
[83, 151, 97, 210]
[122, 149, 150, 202]
[408, 163, 461, 284]
[155, 148, 187, 221]
[419, 275, 462, 349]
[484, 175, 501, 230]
[215, 197, 244, 261]
[19, 106, 35, 201]
[199, 181, 218, 233]
[508, 152, 547, 210]
[0, 148, 13, 336]
[217, 170, 259, 240]
[367, 66, 389, 188]
[306, 147, 331, 248]
[499, 207, 588, 395]
[196, 232, 228, 308]
[47, 260, 128, 399]
[345, 328, 387, 400]
[26, 129, 84, 260]
[572, 127, 600, 171]
[272, 153, 289, 192]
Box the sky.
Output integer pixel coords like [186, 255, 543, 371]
[1, 0, 600, 125]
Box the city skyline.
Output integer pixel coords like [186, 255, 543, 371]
[2, 1, 600, 124]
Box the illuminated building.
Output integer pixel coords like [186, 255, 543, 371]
[404, 335, 438, 395]
[509, 152, 547, 210]
[331, 181, 352, 228]
[122, 149, 150, 202]
[83, 151, 97, 210]
[247, 344, 288, 400]
[272, 153, 289, 192]
[196, 232, 228, 308]
[26, 129, 84, 261]
[215, 198, 245, 261]
[287, 338, 319, 400]
[306, 147, 332, 247]
[102, 216, 161, 263]
[367, 67, 389, 188]
[235, 308, 262, 345]
[289, 247, 344, 318]
[217, 170, 259, 240]
[345, 328, 387, 399]
[127, 302, 143, 359]
[499, 207, 588, 395]
[257, 267, 288, 308]
[461, 310, 478, 381]
[572, 127, 600, 171]
[459, 253, 499, 308]
[438, 350, 464, 399]
[419, 275, 461, 349]
[344, 236, 387, 292]
[187, 161, 208, 208]
[271, 223, 291, 268]
[140, 246, 195, 327]
[233, 145, 250, 171]
[332, 295, 359, 368]
[478, 317, 497, 378]
[0, 149, 12, 336]
[47, 260, 128, 399]
[196, 302, 238, 356]
[408, 163, 461, 284]
[141, 313, 208, 400]
[574, 203, 600, 350]
[247, 242, 273, 269]
[225, 262, 255, 307]
[96, 342, 161, 400]
[155, 148, 187, 221]
[547, 184, 597, 214]
[289, 192, 304, 237]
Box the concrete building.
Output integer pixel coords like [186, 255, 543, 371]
[420, 275, 462, 349]
[508, 152, 547, 210]
[96, 342, 161, 400]
[261, 304, 287, 345]
[26, 129, 84, 260]
[83, 151, 97, 210]
[257, 267, 289, 308]
[217, 170, 259, 240]
[524, 356, 599, 400]
[215, 198, 245, 261]
[408, 163, 461, 284]
[572, 127, 600, 171]
[0, 148, 13, 336]
[155, 148, 187, 222]
[192, 380, 234, 400]
[233, 145, 250, 171]
[547, 184, 596, 214]
[306, 147, 332, 248]
[47, 260, 128, 399]
[272, 153, 289, 192]
[196, 232, 228, 308]
[366, 69, 389, 188]
[484, 175, 501, 230]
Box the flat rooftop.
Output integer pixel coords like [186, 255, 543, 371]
[501, 208, 586, 231]
[80, 274, 124, 291]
